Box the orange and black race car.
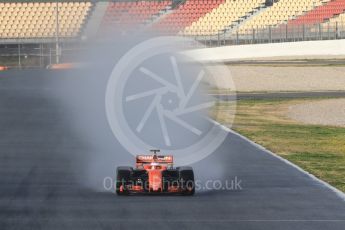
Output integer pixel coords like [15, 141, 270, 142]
[116, 150, 195, 195]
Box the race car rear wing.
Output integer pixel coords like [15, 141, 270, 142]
[136, 155, 174, 168]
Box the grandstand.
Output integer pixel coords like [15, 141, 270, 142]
[99, 0, 171, 35]
[236, 0, 329, 34]
[287, 0, 345, 26]
[152, 0, 225, 34]
[1, 0, 345, 40]
[183, 0, 266, 36]
[0, 1, 92, 40]
[1, 0, 345, 68]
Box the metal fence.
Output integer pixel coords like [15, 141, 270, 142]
[185, 21, 345, 47]
[1, 21, 345, 68]
[0, 42, 85, 68]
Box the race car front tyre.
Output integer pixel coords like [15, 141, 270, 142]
[116, 166, 132, 195]
[162, 169, 179, 192]
[179, 166, 195, 196]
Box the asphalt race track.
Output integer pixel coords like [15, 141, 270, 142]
[1, 70, 345, 230]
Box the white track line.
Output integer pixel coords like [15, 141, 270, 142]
[211, 119, 345, 202]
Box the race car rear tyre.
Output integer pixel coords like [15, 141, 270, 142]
[179, 167, 195, 196]
[116, 166, 132, 195]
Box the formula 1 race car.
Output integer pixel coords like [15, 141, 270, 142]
[116, 150, 195, 195]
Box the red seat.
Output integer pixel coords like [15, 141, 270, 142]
[287, 0, 345, 26]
